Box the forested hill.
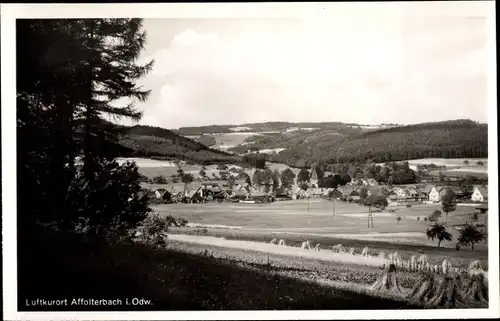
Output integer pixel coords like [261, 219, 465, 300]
[116, 125, 244, 164]
[175, 121, 374, 136]
[269, 119, 488, 167]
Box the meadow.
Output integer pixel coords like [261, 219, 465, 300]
[153, 199, 483, 246]
[185, 131, 280, 150]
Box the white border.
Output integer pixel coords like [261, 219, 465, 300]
[2, 2, 499, 320]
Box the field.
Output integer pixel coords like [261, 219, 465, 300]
[185, 131, 280, 150]
[154, 199, 488, 266]
[120, 157, 246, 180]
[405, 158, 488, 167]
[428, 169, 489, 179]
[119, 157, 300, 181]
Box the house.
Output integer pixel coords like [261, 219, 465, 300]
[418, 185, 434, 198]
[439, 186, 466, 200]
[366, 178, 379, 186]
[274, 187, 291, 201]
[289, 186, 308, 200]
[367, 186, 386, 197]
[404, 187, 426, 201]
[248, 191, 273, 203]
[471, 186, 488, 202]
[392, 187, 409, 198]
[428, 186, 442, 203]
[310, 168, 319, 188]
[347, 190, 361, 202]
[339, 186, 356, 199]
[307, 188, 324, 197]
[154, 188, 171, 201]
[328, 189, 343, 199]
[322, 187, 335, 197]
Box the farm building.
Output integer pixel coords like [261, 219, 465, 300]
[404, 187, 427, 201]
[439, 186, 469, 201]
[154, 188, 171, 201]
[288, 186, 308, 200]
[248, 191, 273, 203]
[428, 186, 442, 203]
[327, 189, 343, 199]
[307, 188, 325, 198]
[391, 187, 409, 198]
[274, 187, 292, 201]
[417, 184, 434, 198]
[471, 185, 488, 202]
[346, 190, 361, 202]
[367, 186, 387, 197]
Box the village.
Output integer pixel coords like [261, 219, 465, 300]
[144, 164, 489, 208]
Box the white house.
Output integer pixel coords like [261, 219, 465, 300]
[392, 187, 409, 198]
[428, 186, 441, 203]
[471, 186, 488, 202]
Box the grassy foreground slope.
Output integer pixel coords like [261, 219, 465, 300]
[18, 224, 417, 311]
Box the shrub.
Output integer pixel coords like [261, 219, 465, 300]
[135, 213, 171, 247]
[67, 161, 151, 244]
[152, 175, 167, 184]
[428, 210, 442, 223]
[406, 204, 412, 208]
[417, 216, 421, 221]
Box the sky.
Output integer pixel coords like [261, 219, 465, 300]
[118, 2, 493, 129]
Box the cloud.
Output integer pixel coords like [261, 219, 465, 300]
[132, 11, 489, 129]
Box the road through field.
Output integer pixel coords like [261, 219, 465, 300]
[168, 234, 391, 268]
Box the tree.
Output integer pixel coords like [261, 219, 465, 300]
[476, 161, 484, 166]
[458, 224, 485, 251]
[271, 169, 280, 191]
[219, 171, 228, 180]
[181, 173, 194, 187]
[441, 189, 457, 224]
[426, 223, 453, 247]
[217, 163, 228, 170]
[323, 175, 340, 189]
[359, 187, 368, 200]
[339, 172, 351, 185]
[227, 175, 236, 189]
[364, 195, 388, 228]
[463, 160, 469, 165]
[428, 209, 442, 223]
[281, 168, 296, 188]
[198, 134, 216, 147]
[152, 175, 167, 184]
[297, 168, 310, 184]
[396, 216, 402, 224]
[387, 175, 394, 188]
[424, 217, 428, 224]
[237, 172, 251, 185]
[199, 169, 206, 177]
[17, 19, 153, 237]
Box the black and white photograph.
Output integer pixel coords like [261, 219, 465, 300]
[2, 2, 499, 320]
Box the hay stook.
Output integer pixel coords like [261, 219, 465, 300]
[371, 263, 404, 295]
[426, 275, 467, 308]
[409, 272, 438, 304]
